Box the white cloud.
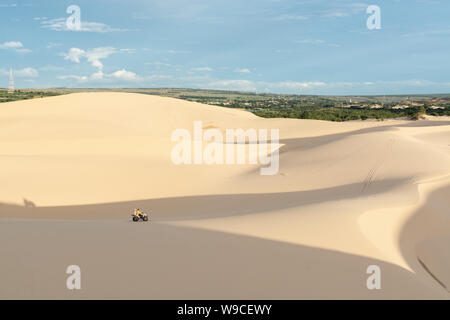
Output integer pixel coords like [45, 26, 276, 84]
[15, 67, 39, 77]
[46, 42, 62, 49]
[206, 80, 257, 91]
[85, 47, 117, 69]
[234, 68, 251, 74]
[0, 41, 22, 49]
[91, 71, 105, 80]
[295, 39, 325, 44]
[274, 14, 309, 21]
[52, 72, 450, 94]
[110, 69, 138, 81]
[62, 47, 117, 70]
[145, 61, 172, 67]
[324, 11, 349, 18]
[191, 67, 213, 72]
[142, 48, 191, 54]
[16, 48, 32, 53]
[0, 3, 17, 8]
[295, 39, 340, 47]
[59, 46, 140, 84]
[58, 75, 89, 82]
[119, 48, 137, 54]
[0, 67, 39, 78]
[270, 81, 326, 90]
[40, 18, 128, 33]
[196, 79, 328, 93]
[165, 49, 191, 54]
[59, 69, 139, 83]
[63, 48, 86, 63]
[323, 2, 368, 18]
[0, 41, 31, 53]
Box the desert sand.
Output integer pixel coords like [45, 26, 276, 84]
[0, 92, 449, 299]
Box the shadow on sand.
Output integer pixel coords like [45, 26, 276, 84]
[0, 217, 446, 299]
[398, 183, 450, 293]
[0, 178, 410, 221]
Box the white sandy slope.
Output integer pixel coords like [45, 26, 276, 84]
[0, 92, 449, 299]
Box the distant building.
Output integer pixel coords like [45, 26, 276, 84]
[392, 105, 410, 110]
[8, 68, 14, 93]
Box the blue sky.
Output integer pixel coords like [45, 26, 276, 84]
[0, 0, 449, 95]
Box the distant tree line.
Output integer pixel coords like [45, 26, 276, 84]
[0, 91, 62, 103]
[255, 106, 450, 121]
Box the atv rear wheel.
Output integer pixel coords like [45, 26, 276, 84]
[132, 216, 139, 222]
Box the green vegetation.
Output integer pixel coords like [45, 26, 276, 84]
[0, 90, 63, 103]
[411, 105, 427, 120]
[2, 87, 449, 122]
[257, 107, 420, 121]
[118, 88, 450, 121]
[126, 88, 449, 122]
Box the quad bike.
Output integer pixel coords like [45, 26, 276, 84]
[132, 212, 149, 222]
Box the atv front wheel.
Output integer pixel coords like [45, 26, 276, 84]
[132, 216, 139, 222]
[143, 216, 149, 222]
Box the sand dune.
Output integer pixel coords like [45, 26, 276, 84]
[0, 92, 449, 299]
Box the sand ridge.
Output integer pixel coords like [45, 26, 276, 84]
[0, 92, 449, 299]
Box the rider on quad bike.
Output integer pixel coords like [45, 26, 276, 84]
[132, 208, 149, 222]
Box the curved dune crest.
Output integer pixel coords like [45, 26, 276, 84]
[0, 92, 449, 299]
